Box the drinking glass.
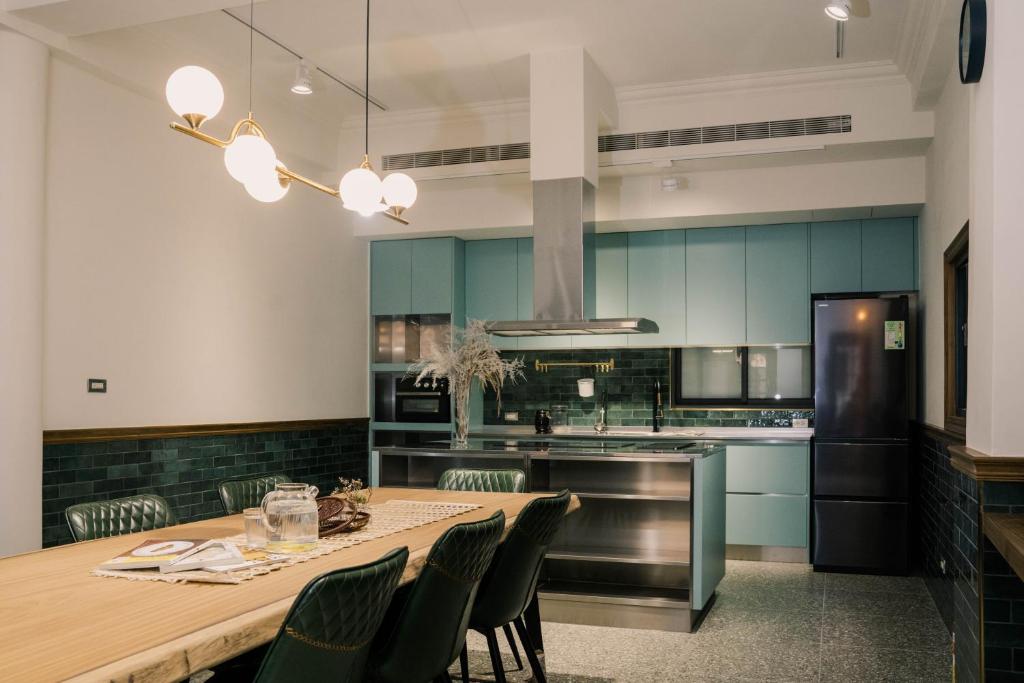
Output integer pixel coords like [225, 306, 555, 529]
[243, 508, 267, 549]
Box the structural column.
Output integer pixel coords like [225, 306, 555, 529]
[0, 28, 48, 555]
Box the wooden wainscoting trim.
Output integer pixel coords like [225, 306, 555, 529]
[949, 444, 1024, 482]
[920, 421, 967, 446]
[43, 417, 370, 445]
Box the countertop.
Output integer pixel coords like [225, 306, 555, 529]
[378, 437, 721, 459]
[470, 424, 814, 442]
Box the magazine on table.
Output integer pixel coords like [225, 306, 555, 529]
[97, 539, 211, 571]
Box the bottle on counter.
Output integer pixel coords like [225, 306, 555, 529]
[534, 409, 552, 434]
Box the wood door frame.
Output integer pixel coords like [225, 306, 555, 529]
[943, 222, 969, 439]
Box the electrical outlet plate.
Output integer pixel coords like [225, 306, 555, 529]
[504, 411, 519, 422]
[88, 378, 107, 393]
[792, 418, 809, 428]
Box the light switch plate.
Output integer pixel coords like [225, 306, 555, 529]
[504, 411, 519, 422]
[792, 418, 809, 428]
[88, 378, 107, 393]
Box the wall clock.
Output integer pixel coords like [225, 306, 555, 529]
[959, 0, 987, 84]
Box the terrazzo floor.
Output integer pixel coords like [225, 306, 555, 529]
[454, 560, 952, 682]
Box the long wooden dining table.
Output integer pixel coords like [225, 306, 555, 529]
[0, 487, 579, 683]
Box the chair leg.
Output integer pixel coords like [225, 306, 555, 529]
[503, 622, 524, 671]
[513, 616, 548, 683]
[484, 629, 508, 683]
[459, 643, 470, 683]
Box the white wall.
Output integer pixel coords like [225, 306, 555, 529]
[44, 55, 368, 429]
[918, 65, 969, 428]
[0, 29, 48, 555]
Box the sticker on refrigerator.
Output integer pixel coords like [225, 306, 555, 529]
[884, 320, 905, 350]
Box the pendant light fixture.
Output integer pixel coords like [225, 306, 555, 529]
[163, 0, 415, 223]
[338, 0, 417, 221]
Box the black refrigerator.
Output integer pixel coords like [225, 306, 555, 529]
[812, 295, 911, 574]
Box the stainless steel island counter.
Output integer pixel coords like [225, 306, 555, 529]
[377, 438, 726, 632]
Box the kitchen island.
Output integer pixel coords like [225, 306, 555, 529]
[377, 438, 725, 632]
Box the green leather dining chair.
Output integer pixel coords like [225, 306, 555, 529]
[253, 547, 409, 682]
[216, 472, 291, 515]
[436, 466, 527, 672]
[436, 468, 526, 494]
[65, 493, 177, 542]
[368, 510, 506, 683]
[460, 490, 571, 683]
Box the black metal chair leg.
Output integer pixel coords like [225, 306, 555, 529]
[503, 622, 524, 671]
[513, 616, 548, 683]
[484, 629, 508, 683]
[459, 643, 470, 683]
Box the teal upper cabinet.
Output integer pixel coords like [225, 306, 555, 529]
[746, 224, 810, 344]
[686, 227, 746, 345]
[465, 239, 519, 350]
[410, 238, 455, 314]
[811, 221, 862, 294]
[862, 218, 917, 292]
[370, 241, 412, 314]
[519, 238, 572, 350]
[575, 233, 628, 349]
[627, 230, 686, 347]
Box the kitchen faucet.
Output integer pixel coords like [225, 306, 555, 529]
[594, 389, 609, 433]
[653, 380, 664, 433]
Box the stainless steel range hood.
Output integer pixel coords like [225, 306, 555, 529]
[486, 177, 658, 337]
[486, 49, 658, 338]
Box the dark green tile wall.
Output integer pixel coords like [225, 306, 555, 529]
[42, 422, 369, 548]
[982, 481, 1024, 682]
[483, 348, 813, 428]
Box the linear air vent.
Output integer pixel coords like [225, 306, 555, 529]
[382, 114, 851, 170]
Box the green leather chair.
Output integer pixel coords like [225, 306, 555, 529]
[461, 490, 571, 683]
[65, 494, 177, 542]
[253, 547, 409, 682]
[436, 466, 527, 672]
[436, 468, 526, 494]
[216, 472, 291, 515]
[368, 510, 506, 683]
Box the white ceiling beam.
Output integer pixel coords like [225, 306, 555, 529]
[4, 0, 266, 37]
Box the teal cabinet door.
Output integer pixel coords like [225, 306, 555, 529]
[811, 221, 861, 293]
[686, 227, 746, 345]
[370, 240, 412, 314]
[465, 239, 518, 350]
[575, 233, 628, 349]
[726, 443, 809, 495]
[410, 238, 454, 314]
[726, 494, 808, 547]
[627, 230, 686, 347]
[519, 238, 572, 350]
[862, 218, 917, 292]
[746, 224, 810, 344]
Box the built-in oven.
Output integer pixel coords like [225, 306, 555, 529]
[393, 376, 450, 423]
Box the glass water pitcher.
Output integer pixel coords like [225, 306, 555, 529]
[261, 482, 319, 553]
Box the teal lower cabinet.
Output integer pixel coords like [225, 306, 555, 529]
[725, 442, 810, 561]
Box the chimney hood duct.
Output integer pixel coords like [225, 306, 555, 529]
[486, 48, 658, 338]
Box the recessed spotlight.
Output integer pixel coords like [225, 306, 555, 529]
[825, 0, 851, 21]
[291, 60, 314, 95]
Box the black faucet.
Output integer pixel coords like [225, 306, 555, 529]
[653, 380, 664, 433]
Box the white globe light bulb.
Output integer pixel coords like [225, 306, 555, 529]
[381, 172, 418, 209]
[339, 166, 382, 210]
[165, 66, 224, 122]
[224, 134, 276, 184]
[244, 162, 289, 203]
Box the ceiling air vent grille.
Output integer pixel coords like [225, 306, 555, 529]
[382, 142, 531, 170]
[381, 115, 850, 170]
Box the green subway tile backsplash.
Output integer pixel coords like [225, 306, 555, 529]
[483, 348, 813, 428]
[41, 422, 368, 548]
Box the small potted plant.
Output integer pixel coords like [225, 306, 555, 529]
[408, 319, 524, 447]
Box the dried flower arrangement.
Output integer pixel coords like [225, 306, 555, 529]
[332, 477, 371, 506]
[408, 319, 525, 446]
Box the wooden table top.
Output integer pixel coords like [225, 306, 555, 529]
[0, 488, 577, 683]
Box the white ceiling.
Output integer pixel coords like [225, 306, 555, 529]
[11, 0, 910, 118]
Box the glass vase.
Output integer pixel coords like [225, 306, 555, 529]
[452, 379, 471, 448]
